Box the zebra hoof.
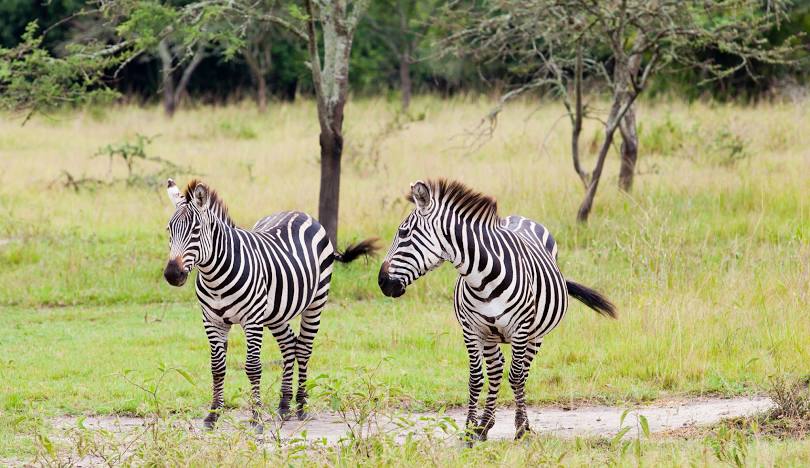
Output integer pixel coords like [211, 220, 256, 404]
[466, 427, 488, 444]
[515, 424, 532, 440]
[251, 421, 264, 435]
[203, 413, 219, 430]
[278, 405, 292, 421]
[461, 431, 476, 448]
[296, 408, 309, 421]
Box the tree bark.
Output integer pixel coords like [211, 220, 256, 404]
[244, 51, 268, 112]
[577, 97, 623, 223]
[157, 39, 176, 117]
[318, 128, 343, 247]
[305, 0, 368, 246]
[173, 44, 205, 110]
[571, 42, 587, 187]
[617, 41, 643, 191]
[577, 82, 640, 222]
[618, 104, 638, 191]
[399, 52, 412, 111]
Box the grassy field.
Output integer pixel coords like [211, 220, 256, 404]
[1, 96, 808, 464]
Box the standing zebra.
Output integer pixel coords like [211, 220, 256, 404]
[163, 179, 377, 431]
[377, 179, 616, 441]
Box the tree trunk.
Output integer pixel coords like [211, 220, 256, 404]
[257, 79, 268, 112]
[618, 104, 638, 191]
[617, 45, 642, 191]
[399, 51, 412, 111]
[173, 44, 205, 112]
[304, 0, 367, 246]
[157, 39, 176, 117]
[244, 50, 268, 112]
[318, 129, 343, 247]
[577, 96, 625, 223]
[571, 42, 587, 188]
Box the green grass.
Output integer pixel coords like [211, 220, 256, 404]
[1, 96, 809, 462]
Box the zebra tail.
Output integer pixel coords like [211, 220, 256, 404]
[566, 280, 617, 319]
[334, 238, 380, 263]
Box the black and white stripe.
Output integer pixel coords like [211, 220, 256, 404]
[164, 179, 376, 430]
[378, 179, 615, 441]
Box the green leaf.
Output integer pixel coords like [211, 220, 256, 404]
[174, 367, 196, 385]
[639, 414, 650, 438]
[619, 408, 631, 427]
[611, 426, 631, 447]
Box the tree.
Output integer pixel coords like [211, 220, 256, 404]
[0, 21, 117, 123]
[230, 0, 371, 244]
[242, 22, 273, 112]
[239, 0, 284, 112]
[363, 0, 440, 111]
[106, 0, 370, 243]
[303, 0, 371, 246]
[157, 38, 205, 116]
[109, 0, 240, 117]
[448, 0, 799, 222]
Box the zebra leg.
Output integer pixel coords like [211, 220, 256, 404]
[508, 337, 531, 439]
[515, 340, 541, 437]
[295, 303, 324, 420]
[244, 324, 265, 433]
[477, 342, 505, 440]
[463, 335, 484, 443]
[269, 322, 297, 421]
[203, 321, 231, 429]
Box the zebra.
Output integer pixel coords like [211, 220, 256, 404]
[163, 178, 377, 431]
[377, 179, 616, 442]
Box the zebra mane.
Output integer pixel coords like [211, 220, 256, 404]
[411, 179, 499, 223]
[183, 179, 236, 227]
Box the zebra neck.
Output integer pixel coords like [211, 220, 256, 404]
[447, 222, 503, 288]
[197, 219, 240, 277]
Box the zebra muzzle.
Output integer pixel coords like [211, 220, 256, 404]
[378, 262, 406, 298]
[164, 258, 188, 287]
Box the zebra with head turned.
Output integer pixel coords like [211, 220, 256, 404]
[163, 179, 377, 431]
[378, 179, 616, 442]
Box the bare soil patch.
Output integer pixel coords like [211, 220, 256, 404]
[52, 396, 775, 443]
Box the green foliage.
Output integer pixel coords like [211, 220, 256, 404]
[112, 1, 179, 51]
[0, 0, 808, 103]
[0, 22, 117, 120]
[52, 133, 197, 192]
[704, 425, 751, 467]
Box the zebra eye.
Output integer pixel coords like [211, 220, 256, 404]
[398, 227, 409, 239]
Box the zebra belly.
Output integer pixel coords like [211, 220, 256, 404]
[459, 288, 567, 344]
[199, 290, 315, 327]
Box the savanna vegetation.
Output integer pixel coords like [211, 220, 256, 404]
[0, 96, 808, 465]
[2, 0, 810, 466]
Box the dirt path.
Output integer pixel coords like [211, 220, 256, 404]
[53, 396, 774, 443]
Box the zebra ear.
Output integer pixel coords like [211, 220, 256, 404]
[192, 183, 210, 210]
[166, 178, 184, 207]
[410, 180, 431, 212]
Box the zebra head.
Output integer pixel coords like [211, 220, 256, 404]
[163, 179, 214, 287]
[378, 180, 446, 298]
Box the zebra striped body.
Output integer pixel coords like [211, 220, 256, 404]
[453, 215, 567, 346]
[195, 211, 333, 328]
[164, 180, 375, 430]
[378, 180, 615, 442]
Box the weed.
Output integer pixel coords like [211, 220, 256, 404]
[705, 424, 751, 467]
[53, 133, 197, 191]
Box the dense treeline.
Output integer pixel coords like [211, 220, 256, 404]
[2, 0, 808, 104]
